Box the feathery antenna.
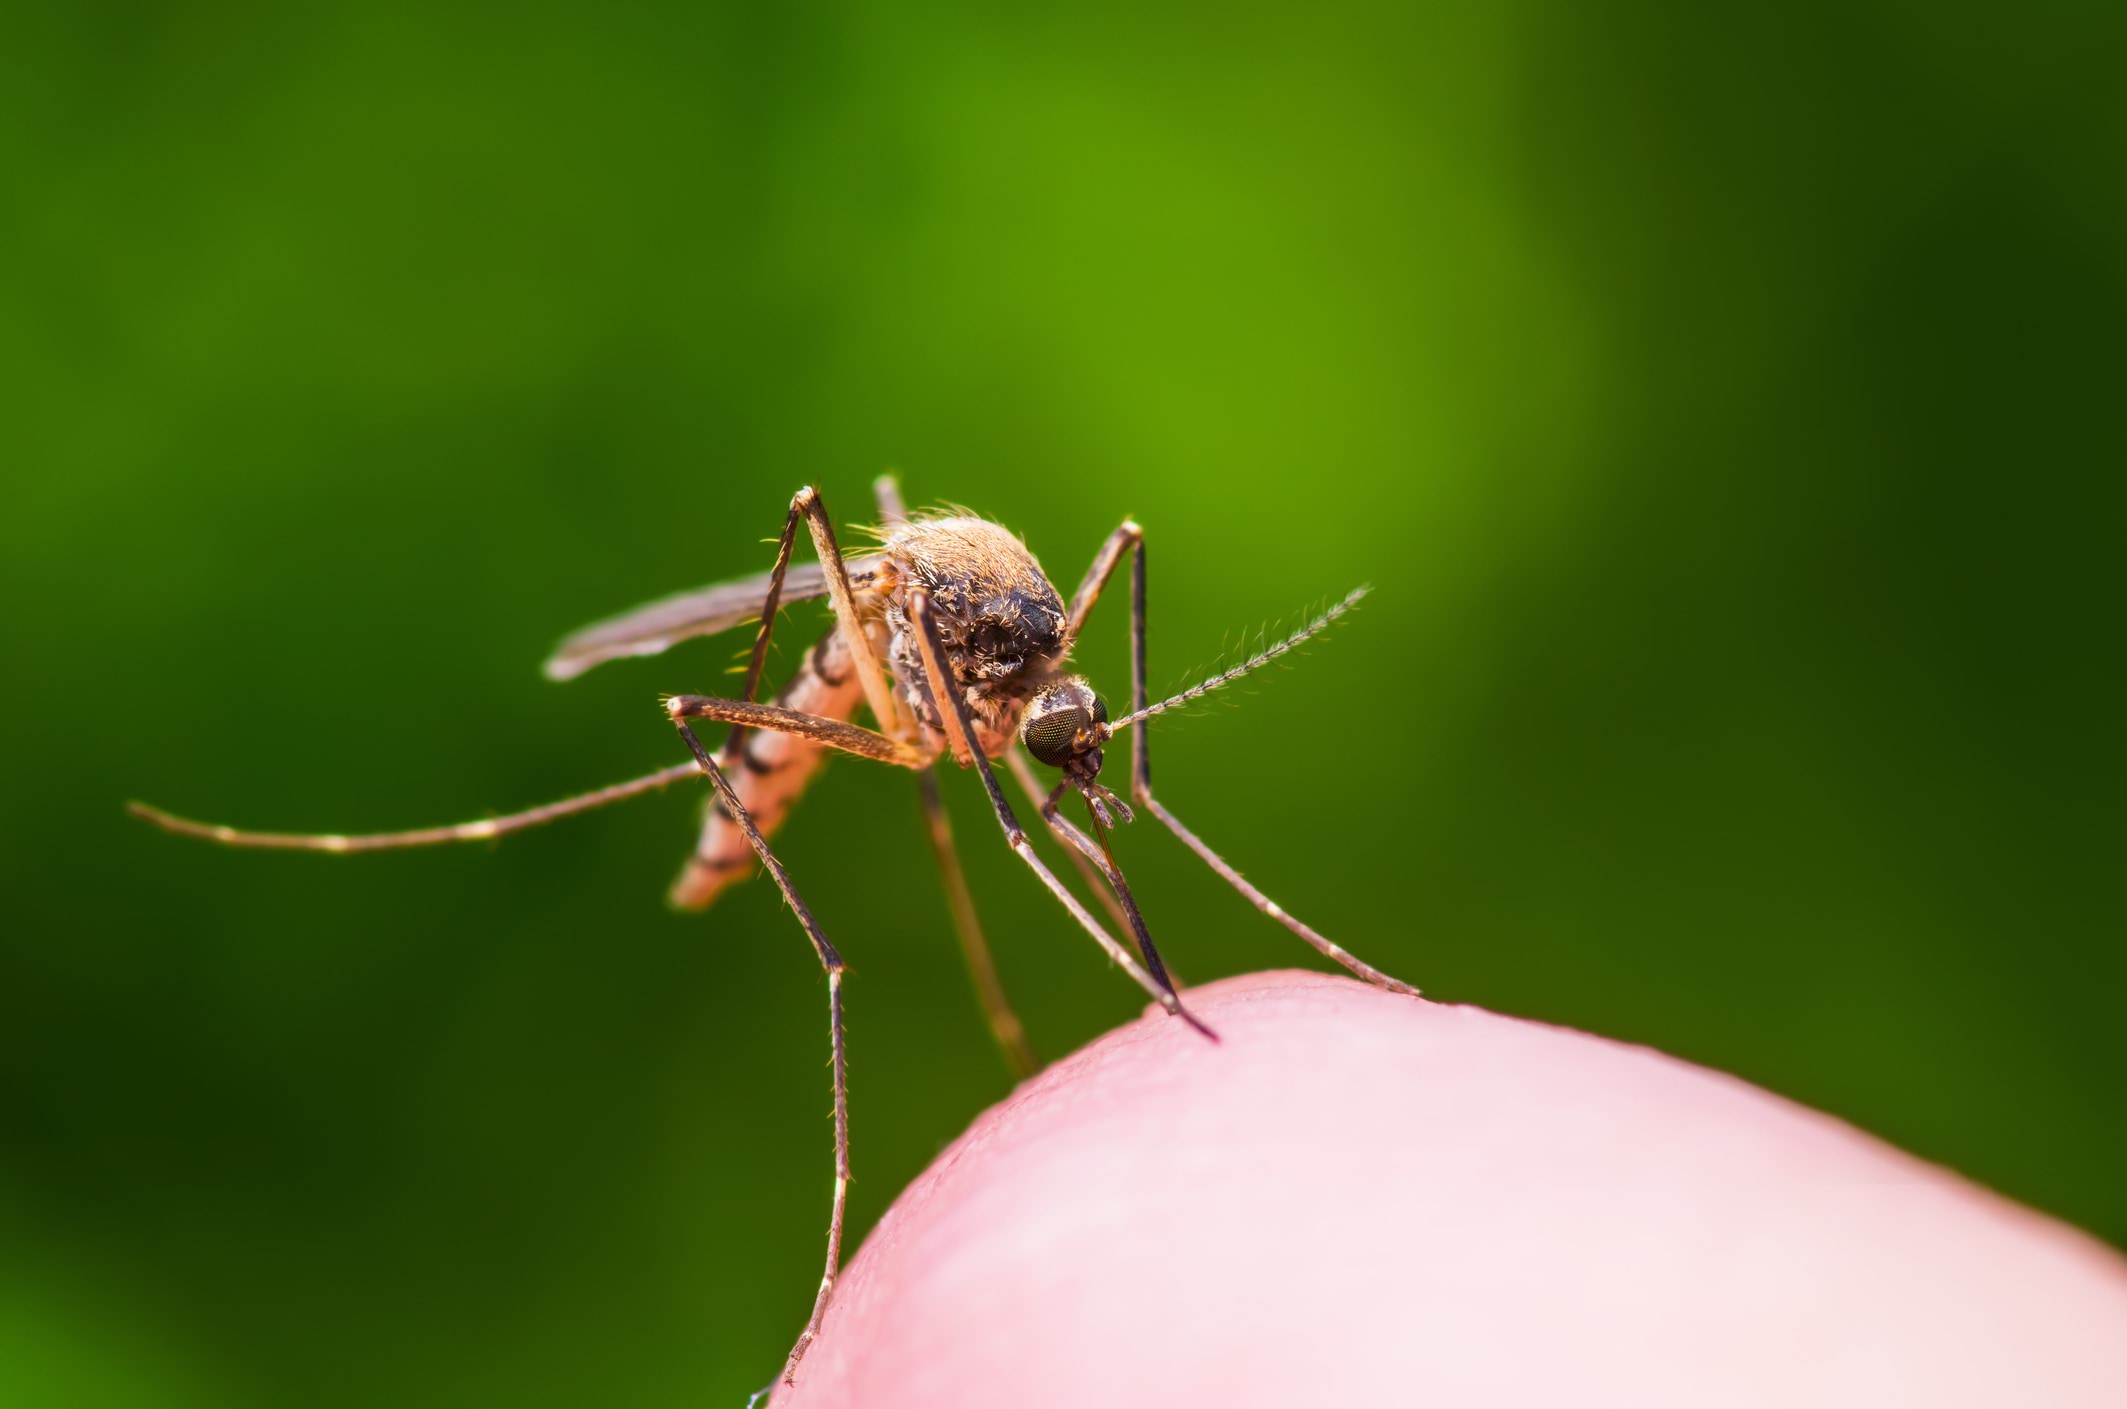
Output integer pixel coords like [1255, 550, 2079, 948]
[1103, 585, 1369, 736]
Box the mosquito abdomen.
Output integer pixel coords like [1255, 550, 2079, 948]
[670, 627, 866, 909]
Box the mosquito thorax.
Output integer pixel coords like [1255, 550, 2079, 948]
[1021, 677, 1109, 773]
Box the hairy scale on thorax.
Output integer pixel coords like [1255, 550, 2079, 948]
[672, 515, 1068, 909]
[868, 516, 1070, 760]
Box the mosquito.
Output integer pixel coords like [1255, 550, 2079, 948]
[130, 474, 1419, 1392]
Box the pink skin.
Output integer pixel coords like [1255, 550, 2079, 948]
[776, 970, 2127, 1407]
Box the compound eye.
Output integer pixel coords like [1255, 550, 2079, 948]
[1023, 705, 1090, 766]
[1091, 694, 1109, 725]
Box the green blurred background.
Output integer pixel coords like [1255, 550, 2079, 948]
[5, 3, 2123, 1404]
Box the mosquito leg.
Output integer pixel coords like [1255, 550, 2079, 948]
[1138, 792, 1417, 994]
[906, 588, 1215, 1041]
[916, 766, 1037, 1079]
[670, 719, 851, 1388]
[1063, 519, 1142, 645]
[1001, 746, 1136, 941]
[679, 485, 905, 909]
[666, 692, 935, 910]
[662, 695, 933, 769]
[793, 487, 903, 740]
[663, 488, 804, 901]
[128, 763, 704, 852]
[1030, 779, 1182, 998]
[730, 494, 804, 718]
[1117, 533, 1420, 997]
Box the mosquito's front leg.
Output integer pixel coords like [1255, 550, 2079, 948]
[1029, 777, 1182, 997]
[1134, 786, 1418, 995]
[793, 486, 903, 740]
[1091, 523, 1421, 998]
[876, 473, 1048, 1080]
[1002, 745, 1135, 939]
[1063, 518, 1142, 646]
[906, 588, 1215, 1040]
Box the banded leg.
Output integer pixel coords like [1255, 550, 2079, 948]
[1079, 522, 1420, 997]
[907, 588, 1215, 1041]
[916, 766, 1036, 1079]
[670, 719, 851, 1389]
[128, 763, 703, 851]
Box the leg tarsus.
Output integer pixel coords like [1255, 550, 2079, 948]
[779, 966, 850, 1386]
[1095, 524, 1419, 999]
[1135, 784, 1421, 998]
[128, 763, 704, 853]
[670, 721, 855, 1389]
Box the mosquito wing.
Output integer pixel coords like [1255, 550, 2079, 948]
[544, 560, 846, 681]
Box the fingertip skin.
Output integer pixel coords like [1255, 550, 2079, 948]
[777, 970, 2127, 1408]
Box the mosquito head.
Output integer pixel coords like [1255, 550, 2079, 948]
[1022, 677, 1108, 773]
[1021, 676, 1132, 825]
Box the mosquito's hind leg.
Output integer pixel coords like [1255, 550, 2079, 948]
[1105, 527, 1420, 997]
[915, 765, 1037, 1079]
[906, 588, 1216, 1041]
[129, 763, 705, 852]
[670, 718, 852, 1389]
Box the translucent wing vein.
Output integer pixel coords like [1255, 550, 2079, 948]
[543, 560, 848, 681]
